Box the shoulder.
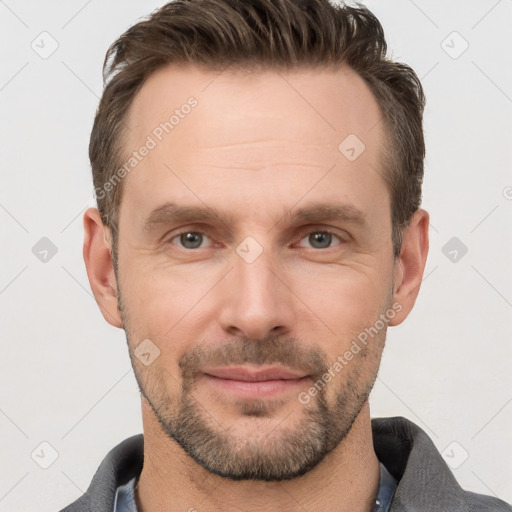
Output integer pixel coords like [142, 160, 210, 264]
[371, 417, 511, 512]
[57, 434, 144, 512]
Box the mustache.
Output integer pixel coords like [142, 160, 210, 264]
[178, 335, 329, 382]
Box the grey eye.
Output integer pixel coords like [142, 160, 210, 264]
[296, 230, 343, 250]
[307, 232, 332, 249]
[177, 232, 206, 249]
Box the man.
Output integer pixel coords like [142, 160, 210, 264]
[60, 0, 511, 511]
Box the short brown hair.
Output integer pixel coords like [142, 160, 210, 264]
[90, 0, 425, 260]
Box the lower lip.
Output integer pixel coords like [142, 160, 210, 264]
[203, 374, 309, 399]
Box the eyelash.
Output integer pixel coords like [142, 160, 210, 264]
[166, 228, 346, 250]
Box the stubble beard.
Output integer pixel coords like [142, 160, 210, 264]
[118, 289, 384, 482]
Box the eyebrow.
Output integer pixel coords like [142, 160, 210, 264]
[143, 201, 367, 232]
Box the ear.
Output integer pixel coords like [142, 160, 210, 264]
[83, 207, 123, 328]
[388, 208, 429, 326]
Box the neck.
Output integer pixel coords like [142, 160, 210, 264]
[135, 399, 380, 512]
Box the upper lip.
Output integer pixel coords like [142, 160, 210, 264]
[203, 366, 308, 382]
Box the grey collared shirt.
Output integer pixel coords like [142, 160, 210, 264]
[113, 462, 397, 512]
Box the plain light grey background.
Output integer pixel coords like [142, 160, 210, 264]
[1, 1, 511, 510]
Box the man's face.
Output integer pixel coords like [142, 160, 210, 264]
[115, 64, 396, 481]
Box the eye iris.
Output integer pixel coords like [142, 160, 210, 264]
[180, 232, 203, 249]
[309, 232, 331, 249]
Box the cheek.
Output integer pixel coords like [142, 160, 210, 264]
[291, 264, 391, 332]
[122, 262, 198, 318]
[287, 266, 392, 392]
[120, 263, 217, 360]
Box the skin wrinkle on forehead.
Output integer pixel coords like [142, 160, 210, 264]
[114, 70, 394, 265]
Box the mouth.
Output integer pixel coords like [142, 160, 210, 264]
[202, 366, 310, 399]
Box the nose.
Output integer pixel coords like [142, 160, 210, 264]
[217, 244, 295, 340]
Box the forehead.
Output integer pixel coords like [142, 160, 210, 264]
[125, 63, 383, 153]
[119, 63, 388, 231]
